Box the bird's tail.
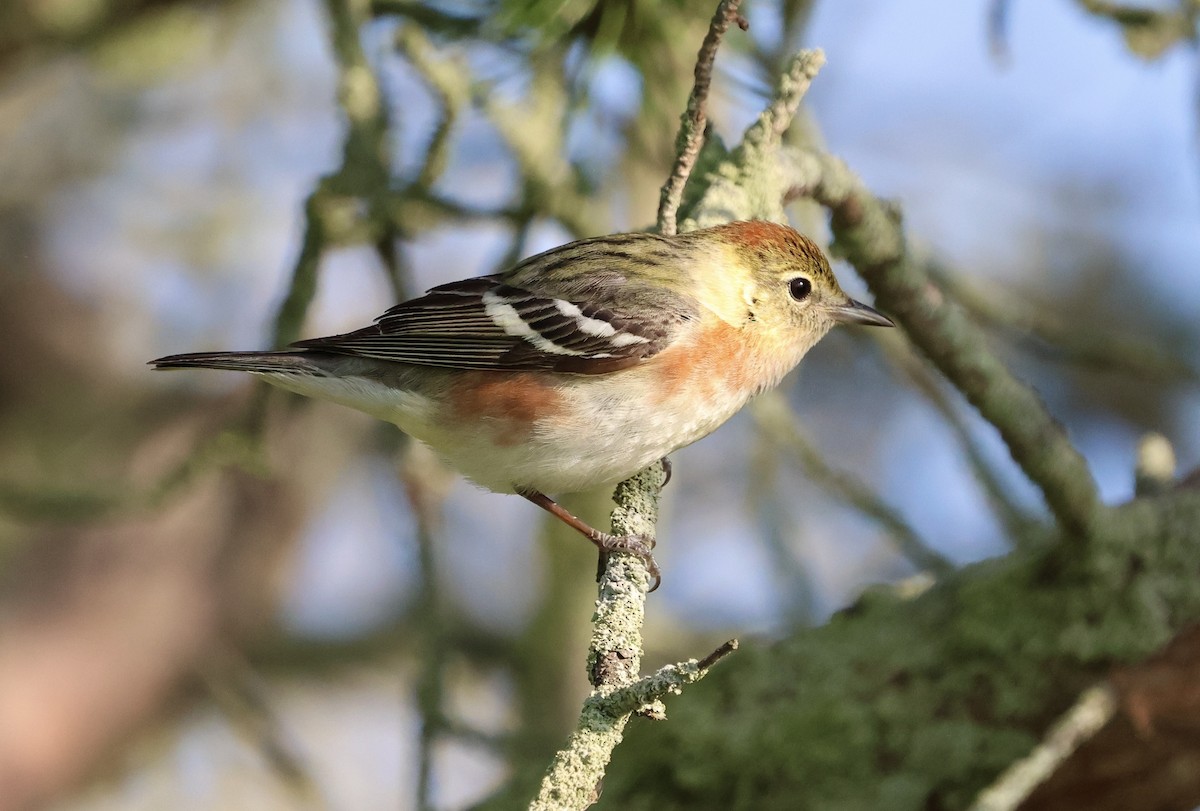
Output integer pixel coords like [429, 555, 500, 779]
[150, 351, 323, 375]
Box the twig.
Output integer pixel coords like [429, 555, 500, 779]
[273, 192, 328, 348]
[680, 48, 825, 231]
[480, 68, 597, 238]
[968, 684, 1117, 811]
[0, 427, 266, 523]
[395, 25, 469, 189]
[657, 0, 746, 234]
[1135, 432, 1177, 497]
[697, 638, 739, 670]
[988, 0, 1013, 66]
[750, 392, 954, 577]
[1074, 0, 1195, 60]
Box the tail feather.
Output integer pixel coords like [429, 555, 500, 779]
[150, 351, 323, 375]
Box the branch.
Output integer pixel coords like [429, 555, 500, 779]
[1074, 0, 1196, 60]
[750, 391, 954, 577]
[784, 149, 1103, 539]
[682, 48, 826, 229]
[531, 466, 743, 809]
[657, 0, 747, 235]
[273, 0, 396, 348]
[401, 442, 454, 811]
[879, 336, 1043, 543]
[930, 262, 1199, 384]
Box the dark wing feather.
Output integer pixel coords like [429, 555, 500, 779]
[291, 275, 692, 374]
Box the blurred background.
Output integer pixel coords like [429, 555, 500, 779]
[0, 0, 1197, 808]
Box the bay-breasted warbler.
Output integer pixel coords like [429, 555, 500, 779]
[152, 220, 893, 588]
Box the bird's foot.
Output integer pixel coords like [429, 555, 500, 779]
[591, 530, 661, 592]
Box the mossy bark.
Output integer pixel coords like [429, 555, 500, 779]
[595, 492, 1200, 809]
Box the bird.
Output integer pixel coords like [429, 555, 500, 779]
[151, 220, 894, 589]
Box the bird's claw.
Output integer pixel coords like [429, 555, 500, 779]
[596, 532, 662, 592]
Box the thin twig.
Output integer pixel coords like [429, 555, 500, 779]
[657, 0, 746, 235]
[697, 638, 739, 671]
[395, 25, 469, 190]
[199, 647, 325, 810]
[273, 0, 395, 347]
[679, 48, 825, 231]
[987, 0, 1013, 66]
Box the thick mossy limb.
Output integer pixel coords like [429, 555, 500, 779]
[598, 492, 1200, 810]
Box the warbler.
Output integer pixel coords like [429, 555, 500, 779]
[152, 220, 892, 587]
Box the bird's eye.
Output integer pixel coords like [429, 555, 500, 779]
[788, 277, 812, 301]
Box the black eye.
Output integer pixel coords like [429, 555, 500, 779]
[788, 277, 812, 301]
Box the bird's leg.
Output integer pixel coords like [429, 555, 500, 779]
[660, 456, 673, 487]
[519, 489, 661, 591]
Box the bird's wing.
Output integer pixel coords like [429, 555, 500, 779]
[292, 275, 696, 374]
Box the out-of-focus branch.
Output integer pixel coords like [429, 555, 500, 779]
[784, 149, 1102, 540]
[395, 26, 468, 190]
[1074, 0, 1197, 60]
[879, 336, 1043, 543]
[273, 0, 397, 348]
[401, 441, 453, 811]
[750, 391, 954, 577]
[0, 426, 265, 523]
[480, 69, 598, 238]
[929, 263, 1200, 384]
[199, 647, 324, 809]
[969, 684, 1117, 811]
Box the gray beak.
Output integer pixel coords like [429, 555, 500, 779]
[831, 298, 894, 327]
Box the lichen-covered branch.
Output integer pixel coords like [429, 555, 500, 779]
[879, 337, 1042, 542]
[930, 262, 1199, 384]
[681, 48, 826, 229]
[1075, 0, 1197, 60]
[528, 467, 659, 810]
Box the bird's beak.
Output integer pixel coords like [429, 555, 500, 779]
[831, 298, 894, 327]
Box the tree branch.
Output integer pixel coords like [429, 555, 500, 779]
[783, 149, 1103, 540]
[657, 0, 747, 235]
[750, 391, 954, 577]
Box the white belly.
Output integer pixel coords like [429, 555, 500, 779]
[260, 365, 753, 496]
